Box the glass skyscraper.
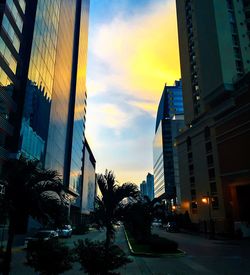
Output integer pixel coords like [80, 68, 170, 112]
[153, 80, 184, 206]
[0, 1, 90, 216]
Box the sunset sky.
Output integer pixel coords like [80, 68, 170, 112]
[85, 0, 181, 185]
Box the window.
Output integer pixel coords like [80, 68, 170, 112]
[204, 127, 210, 140]
[212, 197, 219, 210]
[191, 189, 196, 200]
[236, 60, 243, 72]
[190, 176, 195, 184]
[207, 155, 214, 167]
[188, 152, 193, 162]
[191, 201, 198, 214]
[208, 169, 215, 181]
[210, 182, 217, 195]
[186, 137, 191, 151]
[205, 142, 212, 153]
[189, 164, 194, 175]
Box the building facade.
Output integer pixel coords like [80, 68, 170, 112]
[140, 180, 147, 197]
[146, 173, 154, 200]
[176, 0, 250, 234]
[153, 81, 184, 207]
[0, 1, 90, 228]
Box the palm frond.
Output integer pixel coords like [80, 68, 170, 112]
[113, 182, 139, 205]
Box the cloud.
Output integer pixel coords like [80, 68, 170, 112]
[86, 0, 181, 183]
[87, 0, 180, 113]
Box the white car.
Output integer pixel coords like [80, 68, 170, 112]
[57, 225, 72, 238]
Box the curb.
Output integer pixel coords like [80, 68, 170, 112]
[124, 229, 186, 257]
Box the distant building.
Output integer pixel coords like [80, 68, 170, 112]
[153, 81, 184, 207]
[140, 180, 147, 197]
[146, 173, 154, 200]
[80, 140, 96, 220]
[176, 0, 250, 234]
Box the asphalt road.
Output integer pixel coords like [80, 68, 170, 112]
[8, 226, 250, 274]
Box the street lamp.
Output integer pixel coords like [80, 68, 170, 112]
[201, 192, 214, 239]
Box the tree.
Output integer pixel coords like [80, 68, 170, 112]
[94, 170, 139, 250]
[122, 196, 161, 242]
[1, 156, 68, 275]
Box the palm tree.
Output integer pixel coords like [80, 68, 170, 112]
[122, 196, 162, 241]
[94, 170, 139, 250]
[1, 156, 68, 275]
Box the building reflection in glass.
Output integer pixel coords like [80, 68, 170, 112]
[18, 0, 61, 165]
[69, 0, 90, 195]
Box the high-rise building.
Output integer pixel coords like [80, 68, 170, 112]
[140, 180, 147, 197]
[146, 173, 154, 200]
[0, 1, 90, 224]
[176, 0, 250, 124]
[176, 0, 250, 234]
[153, 81, 184, 206]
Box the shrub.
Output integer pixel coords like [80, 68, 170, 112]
[74, 239, 131, 275]
[26, 238, 73, 274]
[149, 234, 178, 253]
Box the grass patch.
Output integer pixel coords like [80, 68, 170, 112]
[125, 230, 180, 255]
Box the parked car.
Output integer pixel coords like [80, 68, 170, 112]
[25, 230, 58, 247]
[152, 220, 161, 227]
[166, 222, 179, 232]
[57, 225, 72, 238]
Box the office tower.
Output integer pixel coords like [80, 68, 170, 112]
[146, 173, 154, 200]
[153, 81, 184, 206]
[176, 0, 250, 234]
[0, 0, 90, 225]
[140, 180, 147, 197]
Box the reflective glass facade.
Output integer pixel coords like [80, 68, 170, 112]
[69, 0, 90, 194]
[155, 80, 183, 133]
[45, 0, 77, 175]
[19, 0, 61, 163]
[0, 0, 26, 164]
[153, 121, 164, 197]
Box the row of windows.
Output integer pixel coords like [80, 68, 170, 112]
[0, 67, 12, 88]
[2, 14, 20, 52]
[227, 0, 244, 75]
[0, 36, 17, 74]
[6, 0, 23, 32]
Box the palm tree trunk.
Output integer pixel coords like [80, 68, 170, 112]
[105, 223, 112, 251]
[3, 215, 15, 275]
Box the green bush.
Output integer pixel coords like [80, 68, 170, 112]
[74, 239, 131, 275]
[26, 239, 73, 274]
[149, 234, 178, 253]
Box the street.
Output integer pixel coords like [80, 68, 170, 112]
[8, 226, 250, 274]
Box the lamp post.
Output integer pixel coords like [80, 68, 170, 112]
[202, 192, 214, 239]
